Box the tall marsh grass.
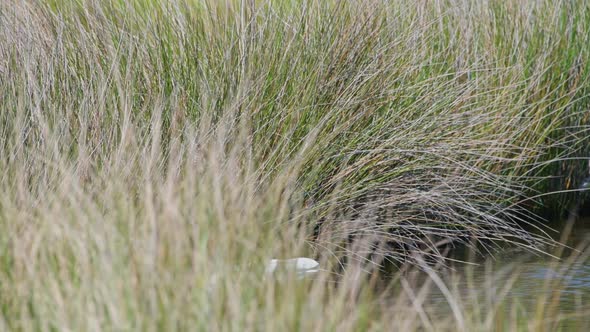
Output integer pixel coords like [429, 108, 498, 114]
[1, 0, 590, 330]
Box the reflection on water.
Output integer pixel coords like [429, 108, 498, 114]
[427, 218, 590, 325]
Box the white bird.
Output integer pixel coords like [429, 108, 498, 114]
[265, 257, 320, 279]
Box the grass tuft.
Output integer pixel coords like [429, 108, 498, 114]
[2, 0, 590, 330]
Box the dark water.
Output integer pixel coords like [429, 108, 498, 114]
[424, 218, 590, 326]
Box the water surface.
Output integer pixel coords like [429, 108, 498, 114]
[423, 218, 590, 326]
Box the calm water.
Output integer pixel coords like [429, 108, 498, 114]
[423, 218, 590, 325]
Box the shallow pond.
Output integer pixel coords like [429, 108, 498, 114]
[422, 218, 590, 327]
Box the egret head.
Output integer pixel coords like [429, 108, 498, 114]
[265, 257, 320, 279]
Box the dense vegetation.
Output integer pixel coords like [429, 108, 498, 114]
[1, 0, 589, 330]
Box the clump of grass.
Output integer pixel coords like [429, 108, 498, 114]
[1, 0, 590, 330]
